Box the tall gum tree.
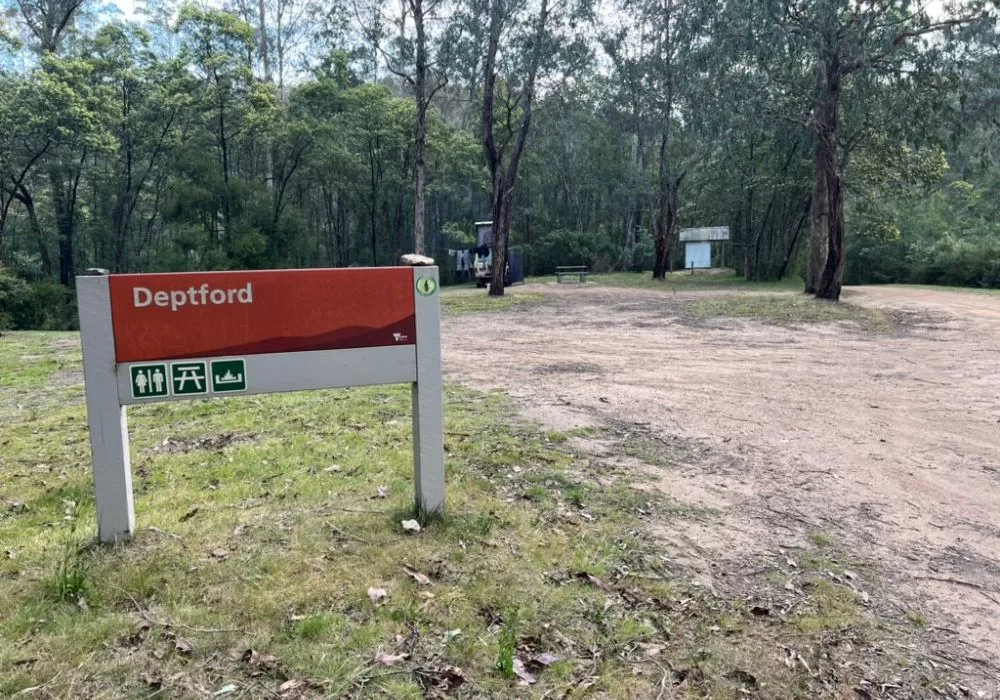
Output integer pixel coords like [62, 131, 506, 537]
[479, 0, 590, 295]
[768, 0, 992, 300]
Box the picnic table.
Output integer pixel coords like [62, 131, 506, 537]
[555, 266, 589, 284]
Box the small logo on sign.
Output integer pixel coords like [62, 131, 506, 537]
[416, 277, 437, 296]
[393, 333, 409, 342]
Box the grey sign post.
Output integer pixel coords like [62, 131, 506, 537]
[78, 272, 136, 543]
[77, 266, 445, 543]
[412, 270, 444, 516]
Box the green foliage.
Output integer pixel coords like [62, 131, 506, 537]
[526, 229, 621, 275]
[0, 269, 31, 330]
[0, 270, 75, 330]
[847, 176, 1000, 289]
[494, 606, 520, 678]
[48, 537, 88, 604]
[0, 0, 997, 324]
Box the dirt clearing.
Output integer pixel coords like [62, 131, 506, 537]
[443, 283, 1000, 687]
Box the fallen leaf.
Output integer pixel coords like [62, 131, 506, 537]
[860, 591, 871, 604]
[4, 549, 14, 559]
[179, 507, 199, 522]
[401, 519, 421, 534]
[376, 652, 410, 666]
[637, 643, 663, 657]
[174, 637, 194, 655]
[403, 565, 432, 585]
[414, 665, 467, 692]
[142, 666, 163, 687]
[277, 678, 306, 695]
[77, 596, 89, 612]
[211, 548, 229, 560]
[213, 684, 236, 696]
[231, 524, 246, 537]
[241, 648, 278, 675]
[575, 571, 611, 592]
[786, 557, 798, 568]
[376, 486, 388, 499]
[368, 587, 388, 604]
[726, 669, 758, 687]
[5, 500, 27, 513]
[844, 570, 857, 580]
[325, 464, 341, 473]
[512, 657, 536, 684]
[444, 628, 462, 642]
[533, 652, 560, 666]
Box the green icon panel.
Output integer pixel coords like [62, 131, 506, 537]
[170, 361, 208, 396]
[130, 364, 169, 399]
[211, 359, 247, 393]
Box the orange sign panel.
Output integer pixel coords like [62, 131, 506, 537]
[109, 268, 416, 363]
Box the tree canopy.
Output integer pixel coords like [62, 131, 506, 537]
[0, 0, 997, 323]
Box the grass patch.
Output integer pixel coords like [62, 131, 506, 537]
[686, 294, 893, 331]
[906, 610, 930, 628]
[809, 531, 833, 547]
[529, 270, 802, 292]
[0, 331, 672, 697]
[441, 290, 543, 314]
[894, 284, 1000, 297]
[793, 578, 862, 633]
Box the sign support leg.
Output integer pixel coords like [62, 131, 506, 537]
[77, 275, 135, 543]
[411, 267, 445, 517]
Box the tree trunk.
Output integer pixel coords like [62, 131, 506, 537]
[482, 0, 548, 297]
[412, 0, 428, 255]
[652, 132, 672, 279]
[814, 58, 844, 301]
[805, 136, 828, 293]
[257, 0, 275, 193]
[111, 191, 133, 273]
[50, 166, 78, 286]
[14, 184, 53, 277]
[488, 174, 512, 295]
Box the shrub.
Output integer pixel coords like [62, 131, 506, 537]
[0, 269, 77, 330]
[527, 229, 621, 275]
[0, 268, 32, 330]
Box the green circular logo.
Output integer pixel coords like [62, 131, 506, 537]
[416, 277, 438, 296]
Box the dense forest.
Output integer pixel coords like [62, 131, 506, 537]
[0, 0, 997, 327]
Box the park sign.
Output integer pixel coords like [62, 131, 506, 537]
[77, 267, 444, 543]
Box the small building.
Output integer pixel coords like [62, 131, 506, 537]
[679, 226, 730, 270]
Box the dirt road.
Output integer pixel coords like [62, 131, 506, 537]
[443, 284, 1000, 669]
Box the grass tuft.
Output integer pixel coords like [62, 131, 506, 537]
[441, 290, 543, 314]
[48, 538, 89, 603]
[494, 606, 520, 678]
[686, 294, 893, 331]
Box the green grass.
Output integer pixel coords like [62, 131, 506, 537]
[794, 578, 862, 634]
[441, 289, 544, 314]
[687, 294, 893, 331]
[893, 283, 1000, 297]
[808, 531, 833, 547]
[529, 270, 802, 292]
[0, 331, 673, 697]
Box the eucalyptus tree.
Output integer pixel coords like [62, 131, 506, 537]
[761, 0, 993, 299]
[479, 0, 591, 295]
